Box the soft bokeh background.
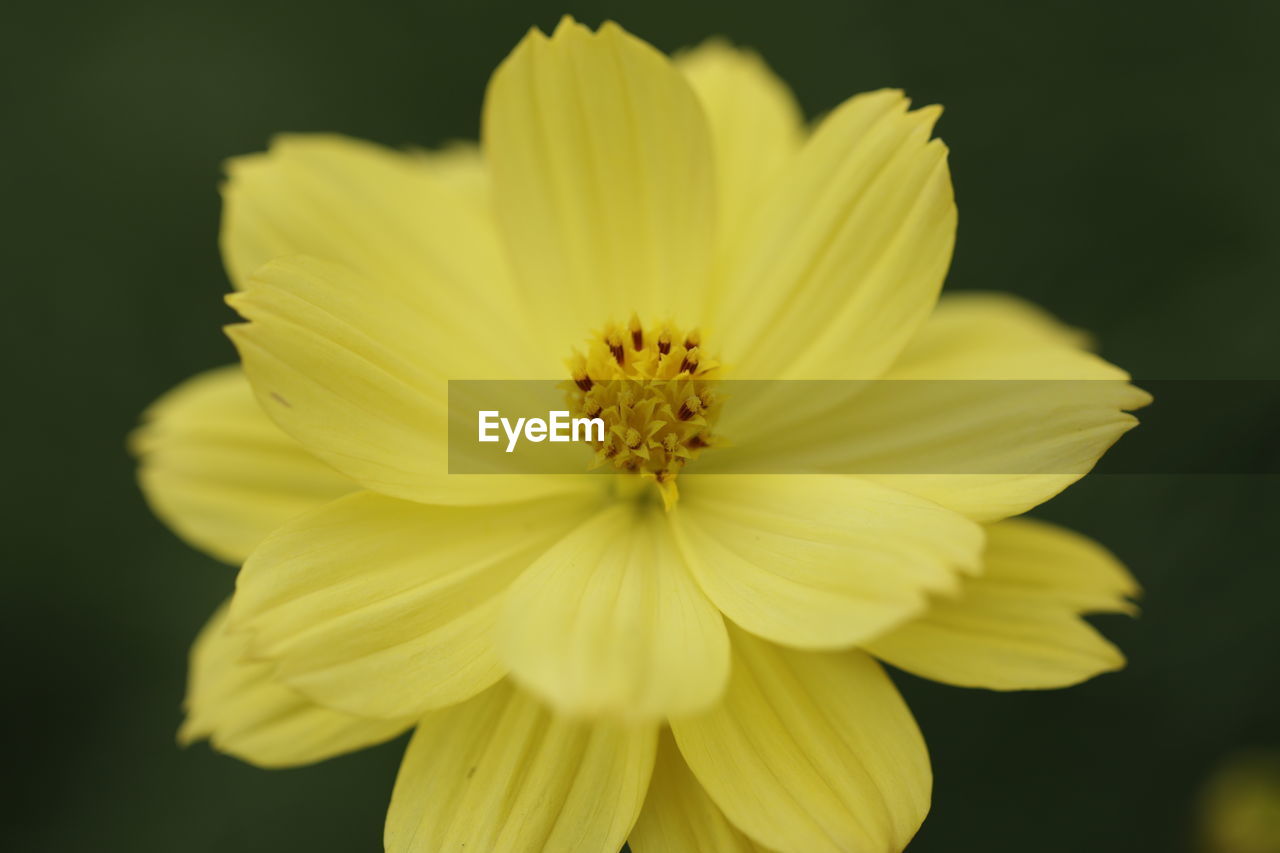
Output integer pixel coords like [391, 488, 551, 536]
[6, 0, 1278, 850]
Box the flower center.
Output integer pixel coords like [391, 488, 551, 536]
[565, 314, 721, 507]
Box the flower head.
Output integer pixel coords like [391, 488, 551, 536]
[135, 16, 1147, 852]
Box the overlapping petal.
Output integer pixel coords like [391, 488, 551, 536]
[630, 730, 773, 853]
[881, 291, 1102, 378]
[851, 293, 1150, 520]
[483, 17, 716, 344]
[227, 256, 595, 505]
[721, 293, 1149, 521]
[716, 89, 954, 380]
[675, 40, 804, 278]
[132, 365, 354, 563]
[499, 503, 730, 719]
[385, 681, 656, 853]
[671, 627, 930, 853]
[671, 475, 983, 649]
[230, 490, 603, 719]
[221, 134, 539, 376]
[867, 517, 1138, 689]
[180, 602, 409, 768]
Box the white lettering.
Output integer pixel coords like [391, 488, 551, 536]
[573, 416, 605, 442]
[502, 417, 526, 453]
[478, 411, 500, 443]
[482, 411, 606, 452]
[549, 410, 571, 442]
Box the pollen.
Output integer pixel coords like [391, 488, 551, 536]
[564, 315, 722, 507]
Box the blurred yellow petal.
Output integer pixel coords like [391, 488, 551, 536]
[406, 141, 489, 195]
[1199, 752, 1280, 853]
[483, 18, 715, 343]
[717, 89, 954, 380]
[131, 365, 354, 563]
[499, 503, 730, 719]
[231, 490, 602, 719]
[385, 681, 656, 853]
[676, 40, 803, 274]
[221, 134, 541, 376]
[867, 517, 1138, 689]
[672, 475, 982, 649]
[630, 729, 773, 853]
[671, 628, 930, 853]
[228, 255, 596, 505]
[180, 602, 409, 768]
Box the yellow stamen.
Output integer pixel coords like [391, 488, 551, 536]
[563, 317, 722, 506]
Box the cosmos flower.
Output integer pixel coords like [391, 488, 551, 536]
[135, 17, 1147, 853]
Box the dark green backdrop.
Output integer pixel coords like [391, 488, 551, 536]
[5, 1, 1277, 851]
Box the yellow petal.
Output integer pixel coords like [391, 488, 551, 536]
[221, 134, 542, 376]
[230, 490, 603, 719]
[131, 365, 354, 563]
[716, 89, 954, 379]
[498, 503, 730, 719]
[858, 293, 1150, 520]
[406, 141, 489, 195]
[227, 255, 597, 505]
[180, 602, 409, 768]
[483, 18, 715, 343]
[867, 517, 1138, 690]
[671, 628, 930, 853]
[886, 291, 1097, 373]
[671, 475, 983, 649]
[893, 289, 1140, 373]
[630, 729, 773, 853]
[724, 293, 1150, 522]
[385, 681, 656, 853]
[675, 40, 803, 277]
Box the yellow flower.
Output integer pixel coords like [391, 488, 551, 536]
[1199, 753, 1280, 853]
[134, 17, 1148, 853]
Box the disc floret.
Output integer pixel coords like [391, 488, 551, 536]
[565, 315, 722, 506]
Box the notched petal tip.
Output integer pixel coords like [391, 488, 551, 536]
[175, 717, 205, 748]
[552, 13, 585, 37]
[221, 318, 255, 351]
[597, 19, 637, 43]
[912, 102, 945, 133]
[1067, 639, 1128, 685]
[675, 33, 735, 55]
[220, 150, 269, 181]
[864, 86, 909, 105]
[222, 288, 249, 311]
[1128, 385, 1156, 410]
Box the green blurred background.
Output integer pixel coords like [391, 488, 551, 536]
[5, 0, 1278, 850]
